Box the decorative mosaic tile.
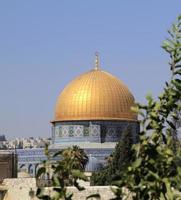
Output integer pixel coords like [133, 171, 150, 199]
[74, 125, 84, 137]
[53, 120, 139, 143]
[107, 127, 116, 137]
[90, 125, 100, 136]
[84, 127, 89, 136]
[69, 126, 74, 137]
[55, 126, 60, 137]
[62, 126, 69, 137]
[59, 127, 62, 137]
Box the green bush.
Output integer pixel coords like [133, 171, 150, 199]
[91, 126, 135, 186]
[112, 15, 181, 200]
[36, 145, 89, 200]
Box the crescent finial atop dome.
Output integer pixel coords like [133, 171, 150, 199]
[94, 52, 100, 70]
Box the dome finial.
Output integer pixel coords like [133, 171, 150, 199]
[94, 52, 100, 70]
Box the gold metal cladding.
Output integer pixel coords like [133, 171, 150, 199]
[54, 69, 137, 122]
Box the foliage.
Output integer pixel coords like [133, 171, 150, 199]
[91, 169, 109, 186]
[36, 145, 89, 200]
[110, 126, 135, 174]
[91, 126, 135, 186]
[112, 15, 181, 200]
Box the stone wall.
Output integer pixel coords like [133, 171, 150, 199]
[1, 178, 128, 200]
[0, 152, 17, 181]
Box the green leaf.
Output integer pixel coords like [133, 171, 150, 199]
[36, 188, 42, 196]
[131, 106, 139, 113]
[166, 120, 176, 130]
[73, 179, 85, 191]
[53, 150, 63, 157]
[53, 187, 64, 193]
[44, 143, 49, 157]
[178, 15, 181, 21]
[163, 178, 174, 200]
[71, 170, 88, 181]
[175, 64, 181, 69]
[65, 192, 74, 200]
[162, 40, 171, 48]
[148, 170, 160, 180]
[132, 158, 142, 168]
[52, 176, 61, 186]
[36, 188, 51, 200]
[174, 69, 181, 75]
[36, 167, 46, 178]
[86, 193, 101, 200]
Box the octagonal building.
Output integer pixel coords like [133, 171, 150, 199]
[51, 55, 139, 171]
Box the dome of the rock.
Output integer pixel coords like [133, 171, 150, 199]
[51, 54, 139, 147]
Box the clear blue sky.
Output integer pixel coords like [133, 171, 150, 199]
[0, 1, 180, 138]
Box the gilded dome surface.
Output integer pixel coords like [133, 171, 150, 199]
[54, 68, 137, 122]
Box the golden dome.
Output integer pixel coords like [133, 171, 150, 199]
[53, 66, 137, 122]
